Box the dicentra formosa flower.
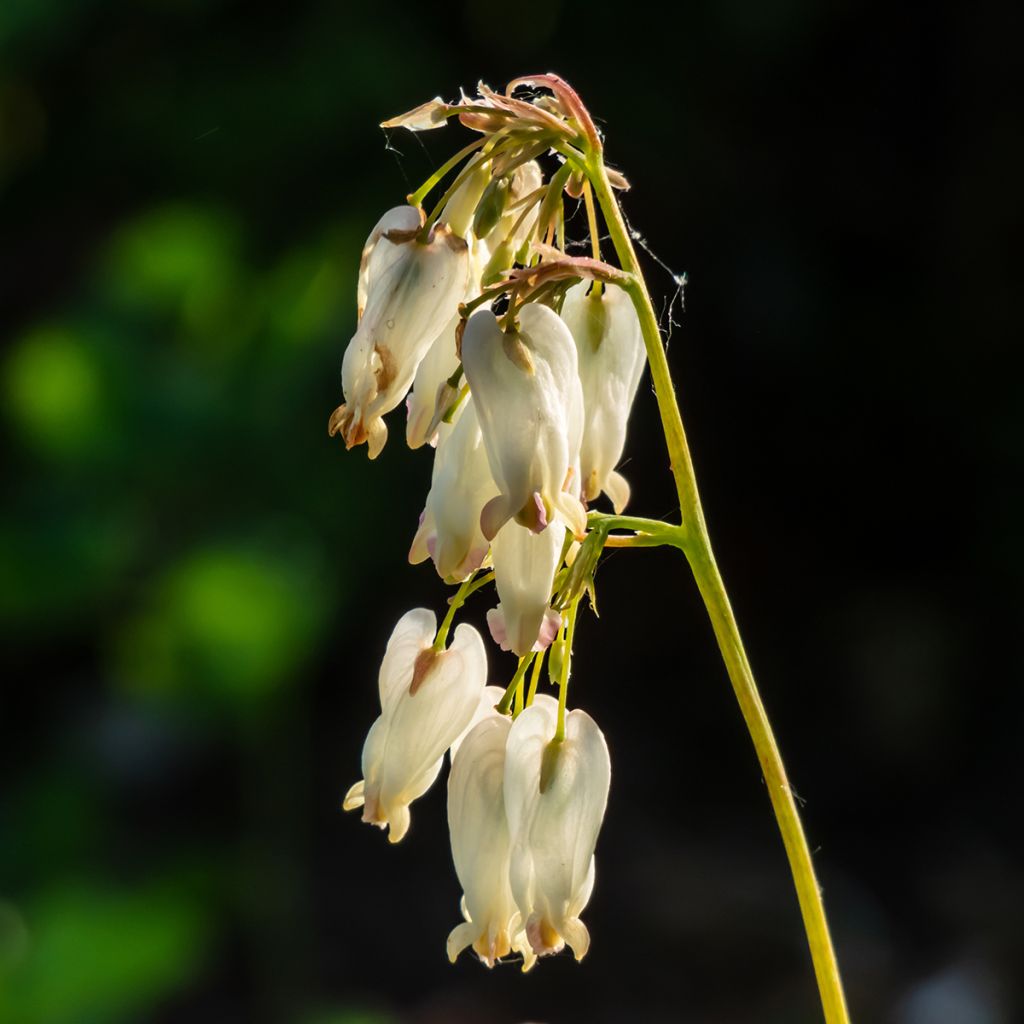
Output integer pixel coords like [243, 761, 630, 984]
[330, 208, 469, 459]
[447, 711, 536, 971]
[460, 303, 587, 541]
[343, 608, 487, 842]
[504, 695, 611, 961]
[560, 281, 647, 512]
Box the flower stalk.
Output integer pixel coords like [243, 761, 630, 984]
[587, 143, 852, 1024]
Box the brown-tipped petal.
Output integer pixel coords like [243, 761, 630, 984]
[381, 96, 450, 131]
[605, 167, 631, 191]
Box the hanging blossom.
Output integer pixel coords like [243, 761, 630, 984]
[330, 210, 469, 458]
[560, 281, 646, 512]
[331, 75, 852, 1020]
[343, 608, 487, 843]
[447, 711, 536, 970]
[461, 303, 587, 540]
[504, 695, 610, 961]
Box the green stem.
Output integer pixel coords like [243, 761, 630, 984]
[497, 655, 534, 715]
[433, 572, 488, 651]
[408, 136, 487, 207]
[589, 151, 851, 1024]
[554, 598, 579, 742]
[526, 648, 545, 706]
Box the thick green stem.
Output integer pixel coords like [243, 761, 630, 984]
[589, 151, 851, 1024]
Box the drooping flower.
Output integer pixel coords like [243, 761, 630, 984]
[447, 712, 536, 971]
[409, 399, 498, 581]
[486, 518, 564, 655]
[560, 282, 646, 512]
[405, 314, 461, 450]
[343, 608, 487, 842]
[460, 303, 587, 540]
[504, 696, 611, 961]
[331, 217, 469, 459]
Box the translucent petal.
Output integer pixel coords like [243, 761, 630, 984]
[406, 315, 461, 449]
[560, 282, 646, 509]
[377, 607, 437, 712]
[410, 400, 497, 581]
[450, 684, 505, 761]
[461, 304, 585, 540]
[380, 96, 450, 131]
[504, 699, 610, 960]
[447, 714, 518, 967]
[487, 519, 564, 656]
[357, 206, 424, 321]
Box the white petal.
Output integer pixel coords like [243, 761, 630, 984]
[450, 684, 506, 760]
[406, 316, 461, 449]
[447, 714, 519, 967]
[410, 400, 498, 581]
[461, 303, 585, 540]
[560, 282, 646, 508]
[357, 205, 424, 321]
[488, 520, 564, 656]
[377, 607, 437, 713]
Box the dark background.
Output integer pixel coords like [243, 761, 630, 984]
[1, 2, 1021, 1022]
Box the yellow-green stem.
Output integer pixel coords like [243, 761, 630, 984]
[589, 152, 851, 1024]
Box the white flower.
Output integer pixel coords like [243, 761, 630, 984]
[486, 518, 564, 656]
[343, 608, 487, 843]
[332, 216, 469, 459]
[405, 314, 461, 450]
[504, 696, 611, 961]
[409, 399, 498, 582]
[560, 282, 646, 512]
[406, 233, 492, 450]
[460, 303, 587, 541]
[447, 712, 536, 971]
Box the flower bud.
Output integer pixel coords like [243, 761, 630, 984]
[504, 698, 610, 961]
[332, 222, 470, 459]
[460, 303, 586, 541]
[494, 161, 544, 254]
[560, 282, 646, 511]
[343, 608, 487, 842]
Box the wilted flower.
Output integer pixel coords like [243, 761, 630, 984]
[343, 608, 487, 842]
[504, 696, 611, 960]
[486, 518, 564, 655]
[447, 712, 536, 970]
[560, 281, 646, 511]
[331, 217, 469, 458]
[461, 303, 587, 540]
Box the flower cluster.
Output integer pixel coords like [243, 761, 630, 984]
[335, 77, 644, 970]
